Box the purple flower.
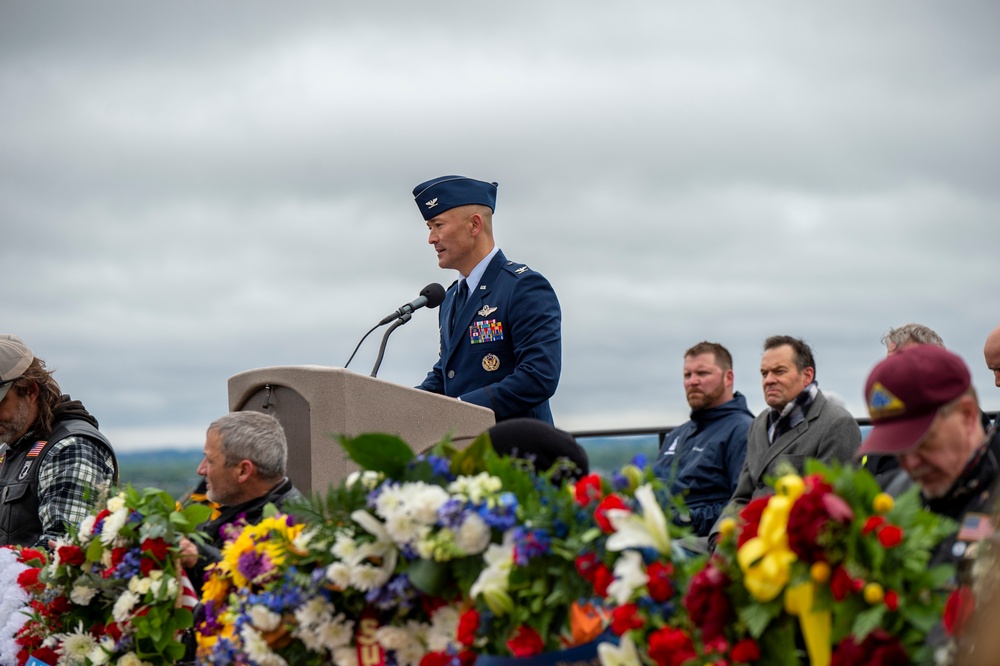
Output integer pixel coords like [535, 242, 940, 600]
[512, 526, 551, 565]
[237, 548, 273, 582]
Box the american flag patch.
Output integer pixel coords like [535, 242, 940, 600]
[26, 441, 47, 458]
[957, 513, 994, 542]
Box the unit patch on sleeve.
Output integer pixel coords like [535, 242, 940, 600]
[469, 320, 503, 344]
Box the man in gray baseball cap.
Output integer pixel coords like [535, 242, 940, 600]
[0, 335, 118, 548]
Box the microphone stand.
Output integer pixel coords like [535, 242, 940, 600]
[370, 313, 412, 378]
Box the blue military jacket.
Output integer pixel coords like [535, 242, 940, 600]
[418, 250, 561, 423]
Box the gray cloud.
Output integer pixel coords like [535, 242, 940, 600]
[2, 1, 998, 450]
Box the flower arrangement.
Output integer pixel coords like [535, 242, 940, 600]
[196, 431, 601, 665]
[700, 460, 957, 666]
[14, 485, 211, 666]
[1, 546, 44, 666]
[569, 457, 696, 666]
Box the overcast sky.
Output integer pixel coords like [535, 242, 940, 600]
[2, 1, 998, 452]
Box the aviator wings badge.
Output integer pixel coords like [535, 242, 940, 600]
[478, 305, 498, 317]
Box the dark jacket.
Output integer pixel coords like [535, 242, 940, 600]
[653, 392, 754, 536]
[419, 250, 561, 423]
[884, 425, 1000, 653]
[0, 396, 117, 547]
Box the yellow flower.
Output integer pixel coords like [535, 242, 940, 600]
[775, 474, 805, 500]
[810, 561, 831, 584]
[864, 582, 884, 605]
[872, 493, 894, 514]
[201, 573, 231, 605]
[718, 518, 737, 539]
[737, 495, 797, 602]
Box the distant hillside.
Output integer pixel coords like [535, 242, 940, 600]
[118, 449, 203, 499]
[115, 435, 660, 500]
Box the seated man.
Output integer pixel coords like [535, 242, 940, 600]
[712, 335, 860, 538]
[179, 411, 301, 591]
[653, 342, 753, 537]
[857, 344, 1000, 657]
[0, 334, 118, 548]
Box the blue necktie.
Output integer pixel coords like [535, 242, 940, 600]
[451, 280, 468, 331]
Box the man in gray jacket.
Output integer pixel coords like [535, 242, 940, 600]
[711, 335, 861, 537]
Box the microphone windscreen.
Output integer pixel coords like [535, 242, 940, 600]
[421, 283, 447, 308]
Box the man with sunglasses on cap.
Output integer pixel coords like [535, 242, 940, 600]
[412, 175, 561, 424]
[0, 334, 118, 548]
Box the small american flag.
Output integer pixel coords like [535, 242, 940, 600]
[178, 569, 200, 610]
[957, 513, 994, 542]
[26, 441, 47, 458]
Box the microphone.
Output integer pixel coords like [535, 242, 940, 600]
[378, 283, 446, 325]
[344, 283, 447, 369]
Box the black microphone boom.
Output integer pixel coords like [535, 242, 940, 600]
[377, 283, 446, 325]
[344, 283, 447, 369]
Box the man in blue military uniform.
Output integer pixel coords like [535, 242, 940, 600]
[413, 175, 561, 423]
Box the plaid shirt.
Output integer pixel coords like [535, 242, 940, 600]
[36, 434, 117, 547]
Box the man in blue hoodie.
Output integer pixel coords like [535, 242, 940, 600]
[653, 342, 753, 538]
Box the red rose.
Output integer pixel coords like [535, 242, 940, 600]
[877, 525, 904, 548]
[683, 563, 733, 642]
[730, 638, 761, 663]
[94, 509, 110, 523]
[786, 482, 852, 563]
[457, 609, 479, 646]
[141, 537, 170, 562]
[25, 647, 59, 666]
[16, 568, 43, 594]
[575, 552, 598, 582]
[737, 496, 771, 548]
[592, 563, 614, 597]
[111, 547, 129, 566]
[648, 627, 695, 666]
[646, 561, 675, 602]
[595, 495, 629, 533]
[610, 603, 645, 635]
[507, 625, 545, 657]
[105, 622, 123, 641]
[17, 548, 47, 567]
[884, 590, 899, 612]
[50, 596, 71, 614]
[140, 557, 157, 576]
[419, 652, 451, 666]
[830, 566, 854, 601]
[456, 650, 476, 666]
[861, 516, 885, 536]
[575, 474, 604, 505]
[57, 545, 86, 567]
[943, 586, 976, 636]
[831, 630, 907, 666]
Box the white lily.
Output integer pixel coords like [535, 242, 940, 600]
[598, 632, 641, 666]
[605, 484, 671, 555]
[606, 550, 649, 605]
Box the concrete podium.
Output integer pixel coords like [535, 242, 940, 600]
[228, 365, 496, 495]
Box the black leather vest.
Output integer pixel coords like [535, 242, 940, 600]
[0, 418, 117, 547]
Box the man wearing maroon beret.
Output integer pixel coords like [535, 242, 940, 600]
[859, 345, 1000, 655]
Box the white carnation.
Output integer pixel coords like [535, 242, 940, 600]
[333, 646, 359, 666]
[112, 590, 140, 623]
[77, 516, 96, 543]
[70, 581, 98, 606]
[106, 493, 127, 513]
[326, 562, 351, 587]
[426, 606, 460, 653]
[250, 605, 283, 632]
[455, 513, 491, 554]
[241, 625, 289, 666]
[99, 507, 129, 546]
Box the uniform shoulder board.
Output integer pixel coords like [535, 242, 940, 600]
[502, 260, 532, 277]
